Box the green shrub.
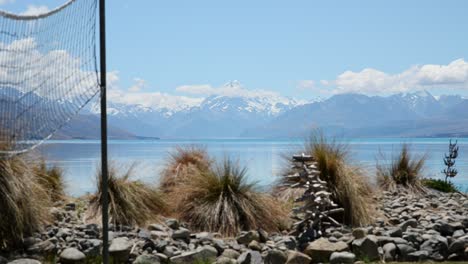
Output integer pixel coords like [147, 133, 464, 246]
[422, 178, 458, 193]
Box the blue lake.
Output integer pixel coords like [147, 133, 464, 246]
[37, 138, 468, 196]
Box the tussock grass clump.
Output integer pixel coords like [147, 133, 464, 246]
[160, 146, 211, 193]
[33, 160, 66, 202]
[377, 144, 426, 193]
[304, 132, 373, 226]
[89, 163, 167, 227]
[173, 158, 289, 236]
[0, 154, 50, 249]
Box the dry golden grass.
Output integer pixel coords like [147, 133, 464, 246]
[377, 144, 426, 193]
[0, 151, 50, 249]
[160, 146, 211, 193]
[33, 160, 66, 203]
[304, 131, 374, 226]
[172, 158, 289, 236]
[89, 163, 167, 227]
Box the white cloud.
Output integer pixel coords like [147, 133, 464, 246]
[107, 73, 202, 110]
[128, 78, 146, 92]
[176, 80, 282, 99]
[322, 58, 468, 95]
[0, 38, 98, 101]
[21, 5, 50, 16]
[0, 0, 15, 5]
[297, 80, 315, 90]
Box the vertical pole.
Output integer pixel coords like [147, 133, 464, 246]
[99, 0, 109, 263]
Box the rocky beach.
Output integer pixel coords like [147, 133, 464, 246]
[2, 187, 467, 264]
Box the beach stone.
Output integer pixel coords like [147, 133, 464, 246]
[237, 250, 263, 264]
[407, 250, 429, 261]
[399, 219, 418, 232]
[27, 240, 56, 254]
[264, 249, 287, 264]
[352, 228, 367, 239]
[165, 218, 179, 229]
[172, 227, 190, 240]
[148, 224, 166, 232]
[221, 249, 240, 259]
[285, 250, 311, 264]
[449, 239, 466, 254]
[383, 243, 396, 261]
[439, 222, 455, 236]
[133, 254, 161, 264]
[7, 259, 41, 264]
[170, 251, 199, 264]
[304, 237, 348, 262]
[216, 257, 237, 264]
[109, 237, 132, 263]
[237, 231, 260, 245]
[388, 227, 403, 237]
[329, 252, 355, 264]
[196, 245, 218, 260]
[351, 235, 379, 261]
[248, 240, 261, 251]
[59, 248, 86, 264]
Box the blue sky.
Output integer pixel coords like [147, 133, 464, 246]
[2, 0, 468, 102]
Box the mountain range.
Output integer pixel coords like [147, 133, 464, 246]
[68, 83, 468, 139]
[5, 81, 468, 139]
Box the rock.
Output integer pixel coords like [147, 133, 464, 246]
[396, 244, 416, 260]
[7, 259, 41, 264]
[399, 219, 418, 232]
[420, 235, 449, 260]
[148, 224, 166, 232]
[264, 249, 287, 264]
[172, 227, 190, 240]
[383, 243, 396, 261]
[237, 231, 260, 245]
[351, 235, 379, 261]
[196, 232, 214, 242]
[352, 228, 367, 239]
[221, 249, 240, 259]
[109, 237, 132, 263]
[196, 245, 218, 261]
[27, 240, 56, 255]
[329, 252, 355, 264]
[449, 239, 466, 254]
[170, 251, 199, 264]
[407, 250, 429, 261]
[83, 239, 102, 256]
[439, 222, 455, 236]
[133, 254, 161, 264]
[258, 229, 269, 243]
[388, 227, 403, 237]
[248, 240, 261, 251]
[304, 237, 348, 262]
[216, 257, 237, 264]
[0, 257, 7, 264]
[237, 250, 263, 264]
[285, 250, 311, 264]
[165, 218, 179, 229]
[59, 248, 86, 264]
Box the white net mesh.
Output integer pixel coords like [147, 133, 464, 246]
[0, 0, 99, 154]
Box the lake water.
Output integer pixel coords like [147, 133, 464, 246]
[37, 138, 468, 196]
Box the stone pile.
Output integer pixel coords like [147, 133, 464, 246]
[285, 154, 344, 250]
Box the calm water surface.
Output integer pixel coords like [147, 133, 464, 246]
[37, 138, 468, 196]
